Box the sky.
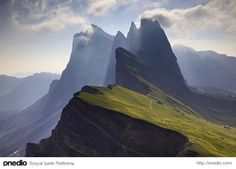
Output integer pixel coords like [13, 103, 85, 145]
[0, 0, 235, 76]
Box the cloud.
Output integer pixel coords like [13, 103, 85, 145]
[138, 0, 236, 38]
[6, 0, 167, 31]
[86, 0, 162, 16]
[87, 0, 118, 16]
[78, 26, 94, 44]
[10, 0, 89, 31]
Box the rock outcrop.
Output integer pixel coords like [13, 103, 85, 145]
[26, 89, 190, 157]
[105, 31, 129, 85]
[107, 19, 187, 94]
[115, 47, 187, 98]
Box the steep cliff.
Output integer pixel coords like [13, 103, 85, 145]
[106, 19, 186, 91]
[26, 87, 190, 157]
[115, 47, 187, 98]
[26, 85, 236, 157]
[105, 31, 129, 85]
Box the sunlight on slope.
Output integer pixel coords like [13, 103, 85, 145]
[78, 85, 236, 157]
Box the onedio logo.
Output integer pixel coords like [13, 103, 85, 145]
[3, 160, 27, 166]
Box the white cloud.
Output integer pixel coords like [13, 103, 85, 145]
[138, 0, 236, 38]
[78, 26, 94, 44]
[8, 0, 167, 31]
[10, 0, 89, 31]
[86, 0, 147, 16]
[87, 0, 117, 16]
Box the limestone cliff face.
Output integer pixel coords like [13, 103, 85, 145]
[26, 87, 190, 157]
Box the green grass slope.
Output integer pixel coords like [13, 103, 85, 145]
[77, 85, 236, 157]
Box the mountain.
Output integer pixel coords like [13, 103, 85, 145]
[13, 72, 34, 78]
[26, 19, 236, 157]
[105, 31, 129, 85]
[0, 25, 113, 156]
[0, 73, 60, 111]
[1, 18, 235, 157]
[104, 22, 140, 86]
[26, 86, 191, 157]
[127, 22, 140, 54]
[67, 24, 113, 90]
[173, 45, 236, 94]
[115, 40, 236, 128]
[113, 20, 236, 127]
[0, 75, 23, 96]
[106, 19, 186, 96]
[136, 19, 186, 96]
[26, 84, 236, 157]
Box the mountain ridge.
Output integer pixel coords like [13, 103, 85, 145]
[26, 87, 191, 157]
[0, 72, 59, 111]
[174, 45, 236, 94]
[26, 84, 236, 157]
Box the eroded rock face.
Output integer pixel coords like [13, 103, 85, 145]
[137, 19, 187, 92]
[26, 94, 190, 157]
[115, 47, 187, 97]
[115, 48, 150, 94]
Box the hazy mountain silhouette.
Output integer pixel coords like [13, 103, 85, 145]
[0, 25, 113, 156]
[0, 75, 23, 96]
[127, 22, 140, 54]
[174, 45, 236, 94]
[0, 73, 59, 111]
[105, 31, 129, 85]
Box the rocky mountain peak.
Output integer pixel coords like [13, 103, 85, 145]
[128, 22, 138, 35]
[116, 31, 126, 39]
[139, 18, 173, 61]
[127, 22, 140, 54]
[140, 18, 160, 28]
[104, 31, 129, 85]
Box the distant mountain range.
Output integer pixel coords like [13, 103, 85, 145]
[173, 45, 236, 95]
[0, 73, 59, 111]
[1, 19, 236, 157]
